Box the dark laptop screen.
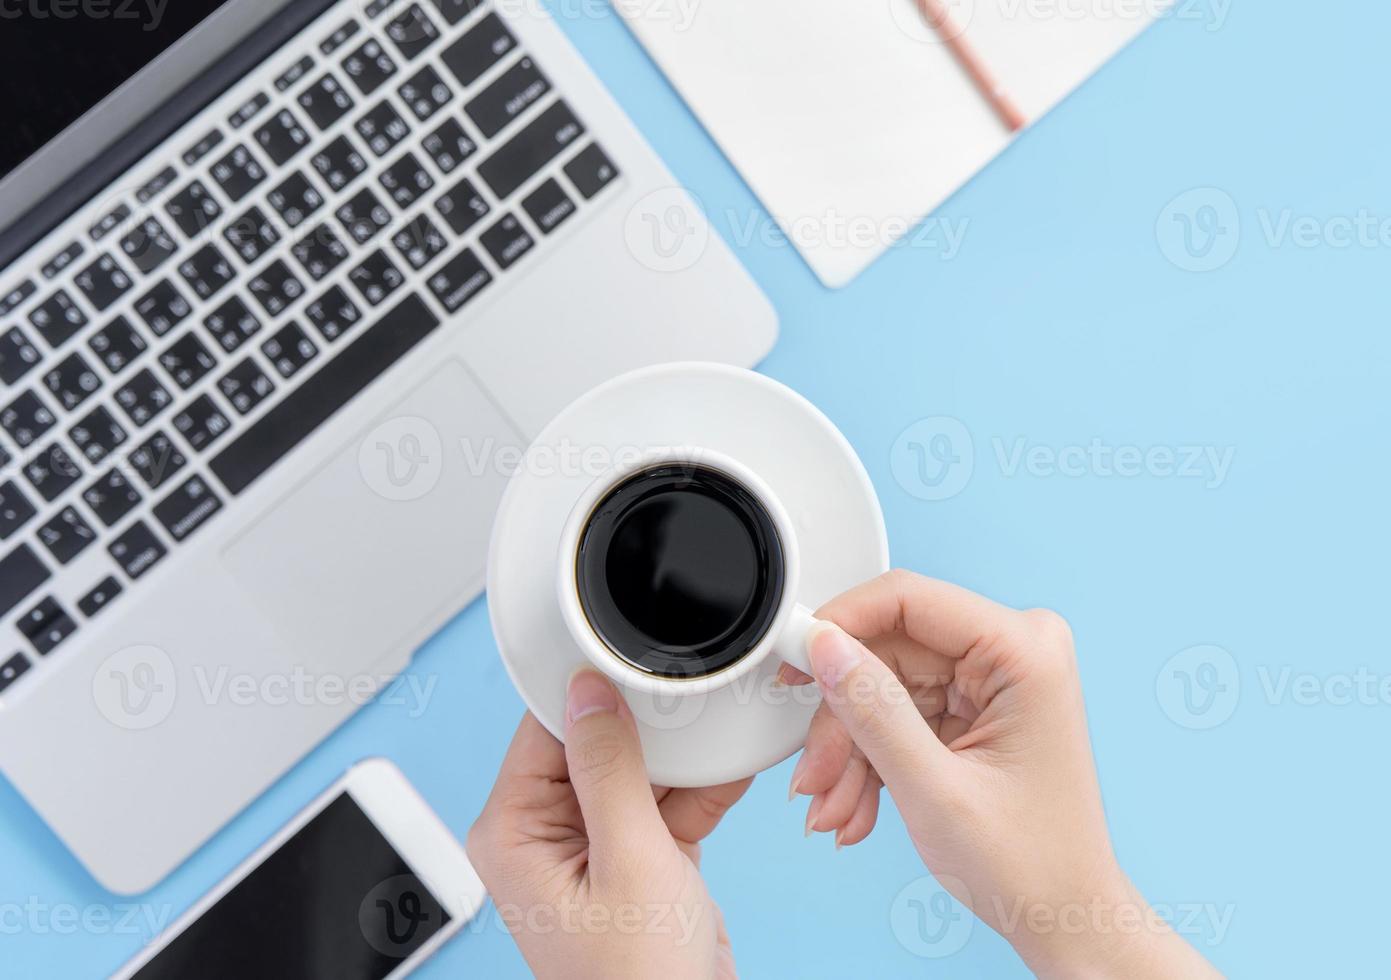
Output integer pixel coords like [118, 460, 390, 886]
[0, 0, 232, 180]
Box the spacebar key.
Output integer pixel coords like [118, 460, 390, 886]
[210, 292, 441, 495]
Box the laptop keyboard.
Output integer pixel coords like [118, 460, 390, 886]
[0, 0, 622, 694]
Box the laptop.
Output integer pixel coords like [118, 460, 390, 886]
[0, 0, 775, 894]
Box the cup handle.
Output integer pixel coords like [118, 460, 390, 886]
[772, 604, 819, 677]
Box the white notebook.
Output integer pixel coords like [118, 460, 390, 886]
[619, 0, 1166, 287]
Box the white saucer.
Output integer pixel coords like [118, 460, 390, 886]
[486, 363, 889, 787]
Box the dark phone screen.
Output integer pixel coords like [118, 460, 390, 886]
[0, 0, 232, 179]
[131, 793, 452, 979]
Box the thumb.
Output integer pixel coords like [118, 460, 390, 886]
[563, 668, 672, 883]
[806, 623, 956, 795]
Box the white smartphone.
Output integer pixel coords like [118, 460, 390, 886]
[114, 759, 486, 980]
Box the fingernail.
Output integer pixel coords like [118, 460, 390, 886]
[807, 624, 865, 691]
[774, 663, 795, 686]
[804, 795, 824, 837]
[566, 669, 619, 726]
[834, 830, 844, 851]
[787, 754, 810, 802]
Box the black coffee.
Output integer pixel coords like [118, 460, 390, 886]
[575, 464, 785, 679]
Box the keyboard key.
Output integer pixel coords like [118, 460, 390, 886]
[441, 12, 515, 87]
[23, 443, 83, 502]
[113, 368, 173, 427]
[337, 188, 392, 245]
[342, 38, 398, 95]
[19, 596, 77, 656]
[247, 259, 305, 317]
[73, 253, 134, 312]
[0, 280, 37, 318]
[522, 178, 576, 235]
[422, 117, 477, 174]
[297, 73, 356, 130]
[172, 394, 232, 451]
[427, 0, 483, 26]
[229, 90, 272, 127]
[38, 506, 97, 564]
[84, 468, 142, 526]
[254, 108, 313, 165]
[393, 213, 448, 270]
[28, 289, 88, 347]
[564, 142, 620, 199]
[109, 520, 166, 580]
[1, 390, 56, 448]
[137, 166, 177, 204]
[158, 331, 218, 389]
[89, 203, 132, 242]
[211, 292, 440, 495]
[0, 481, 38, 539]
[274, 56, 314, 93]
[434, 176, 490, 234]
[379, 152, 434, 208]
[0, 545, 49, 616]
[349, 250, 405, 307]
[224, 206, 282, 264]
[209, 144, 267, 203]
[398, 64, 452, 122]
[262, 322, 319, 379]
[129, 431, 186, 490]
[41, 241, 85, 280]
[178, 244, 237, 301]
[78, 576, 123, 618]
[154, 475, 223, 542]
[69, 405, 128, 463]
[183, 128, 226, 167]
[292, 224, 351, 281]
[120, 217, 179, 274]
[134, 279, 193, 337]
[88, 315, 148, 374]
[43, 351, 101, 411]
[0, 652, 30, 695]
[305, 285, 362, 342]
[427, 247, 493, 313]
[478, 101, 585, 199]
[203, 296, 262, 354]
[267, 171, 325, 229]
[467, 57, 550, 138]
[386, 4, 442, 60]
[311, 135, 369, 192]
[480, 212, 535, 270]
[165, 179, 222, 238]
[0, 326, 42, 384]
[355, 101, 410, 157]
[321, 19, 361, 56]
[218, 358, 276, 415]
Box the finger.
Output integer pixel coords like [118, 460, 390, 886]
[817, 569, 1021, 659]
[835, 772, 884, 848]
[788, 702, 856, 799]
[658, 777, 754, 844]
[806, 622, 955, 794]
[468, 713, 566, 871]
[807, 752, 870, 835]
[563, 669, 672, 881]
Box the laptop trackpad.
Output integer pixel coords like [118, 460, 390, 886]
[221, 359, 523, 673]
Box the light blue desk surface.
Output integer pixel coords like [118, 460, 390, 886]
[5, 2, 1385, 975]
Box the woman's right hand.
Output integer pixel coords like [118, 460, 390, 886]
[782, 571, 1221, 978]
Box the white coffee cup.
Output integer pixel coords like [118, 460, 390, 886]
[556, 446, 819, 697]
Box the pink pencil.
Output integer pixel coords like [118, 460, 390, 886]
[914, 0, 1028, 132]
